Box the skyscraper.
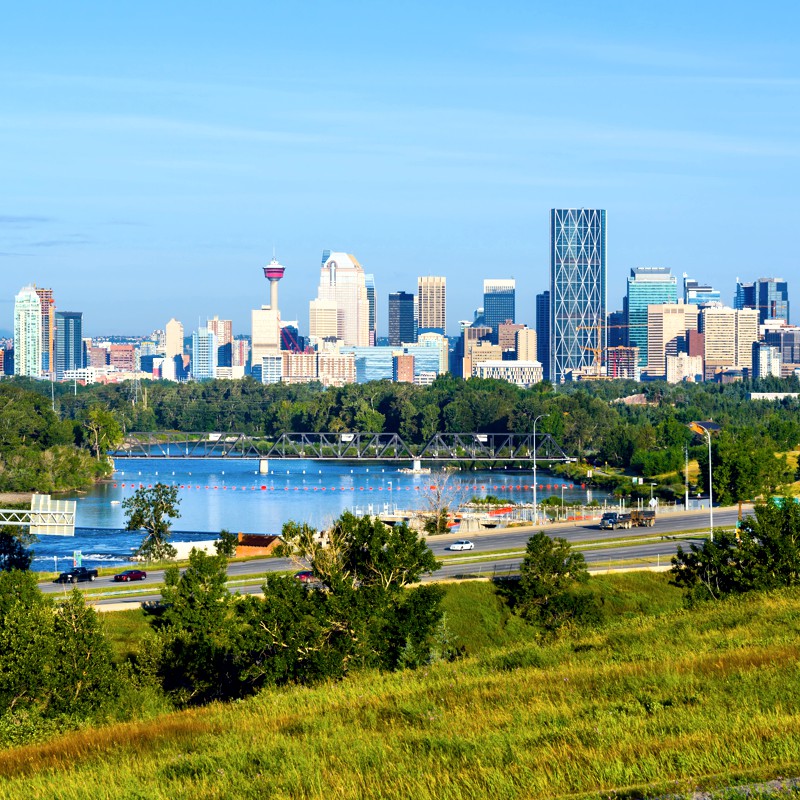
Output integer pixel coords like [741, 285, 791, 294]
[535, 290, 550, 381]
[192, 327, 217, 380]
[626, 268, 677, 367]
[207, 316, 233, 367]
[13, 285, 42, 378]
[388, 291, 415, 346]
[34, 286, 55, 376]
[483, 279, 515, 341]
[550, 209, 607, 383]
[734, 278, 789, 324]
[646, 302, 699, 378]
[55, 311, 83, 379]
[365, 274, 377, 346]
[417, 276, 446, 333]
[312, 251, 370, 347]
[683, 275, 721, 306]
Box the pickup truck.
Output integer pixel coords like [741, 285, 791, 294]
[55, 566, 99, 584]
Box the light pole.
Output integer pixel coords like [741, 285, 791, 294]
[689, 422, 716, 542]
[388, 480, 393, 512]
[532, 414, 548, 525]
[650, 482, 657, 501]
[561, 482, 565, 521]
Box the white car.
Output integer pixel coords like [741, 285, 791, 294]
[448, 539, 475, 551]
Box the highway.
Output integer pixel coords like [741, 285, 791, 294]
[39, 506, 745, 607]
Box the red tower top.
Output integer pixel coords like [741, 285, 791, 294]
[263, 257, 286, 281]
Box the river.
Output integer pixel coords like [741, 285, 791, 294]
[30, 459, 599, 572]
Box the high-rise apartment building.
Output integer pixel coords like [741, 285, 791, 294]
[535, 290, 550, 381]
[388, 291, 416, 346]
[34, 287, 55, 376]
[392, 353, 415, 383]
[646, 302, 699, 378]
[310, 251, 369, 347]
[13, 285, 42, 378]
[627, 268, 677, 366]
[165, 319, 184, 359]
[550, 209, 607, 383]
[483, 279, 515, 341]
[207, 316, 233, 367]
[191, 327, 217, 380]
[417, 276, 446, 333]
[498, 322, 524, 353]
[309, 299, 340, 342]
[735, 278, 790, 324]
[109, 345, 136, 372]
[55, 311, 83, 380]
[702, 307, 759, 378]
[365, 274, 377, 346]
[515, 328, 537, 362]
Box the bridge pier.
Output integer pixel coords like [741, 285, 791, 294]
[259, 459, 269, 475]
[413, 458, 422, 472]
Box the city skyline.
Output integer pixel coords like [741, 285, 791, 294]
[2, 2, 799, 334]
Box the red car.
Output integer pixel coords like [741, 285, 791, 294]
[294, 570, 316, 583]
[113, 569, 147, 582]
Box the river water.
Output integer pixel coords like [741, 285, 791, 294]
[30, 459, 599, 572]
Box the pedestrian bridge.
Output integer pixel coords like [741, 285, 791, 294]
[111, 431, 571, 463]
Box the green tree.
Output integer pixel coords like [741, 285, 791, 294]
[214, 529, 238, 558]
[0, 572, 54, 715]
[671, 497, 800, 603]
[154, 549, 237, 705]
[516, 532, 596, 631]
[81, 406, 123, 461]
[49, 590, 118, 714]
[123, 483, 180, 561]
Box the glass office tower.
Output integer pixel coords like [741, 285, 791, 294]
[483, 279, 515, 342]
[388, 291, 416, 345]
[550, 209, 606, 383]
[55, 311, 83, 379]
[626, 268, 677, 367]
[535, 290, 550, 382]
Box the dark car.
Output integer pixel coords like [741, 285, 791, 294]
[55, 566, 98, 584]
[113, 569, 147, 582]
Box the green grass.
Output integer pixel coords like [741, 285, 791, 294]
[4, 575, 798, 799]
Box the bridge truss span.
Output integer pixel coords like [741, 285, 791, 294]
[113, 431, 572, 463]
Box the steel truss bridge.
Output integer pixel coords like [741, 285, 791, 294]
[111, 432, 572, 463]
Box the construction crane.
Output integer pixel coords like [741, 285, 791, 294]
[576, 321, 650, 378]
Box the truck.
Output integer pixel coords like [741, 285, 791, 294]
[54, 566, 98, 584]
[599, 511, 632, 530]
[599, 509, 657, 530]
[631, 508, 656, 527]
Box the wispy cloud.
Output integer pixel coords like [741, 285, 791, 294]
[0, 215, 54, 227]
[498, 34, 732, 72]
[28, 235, 91, 248]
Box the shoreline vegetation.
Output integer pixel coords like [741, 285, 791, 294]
[1, 574, 799, 799]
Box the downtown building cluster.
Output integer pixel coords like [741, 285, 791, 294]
[5, 209, 796, 389]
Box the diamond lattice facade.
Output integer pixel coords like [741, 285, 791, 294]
[550, 209, 607, 383]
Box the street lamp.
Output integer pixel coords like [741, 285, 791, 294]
[650, 482, 657, 501]
[689, 422, 719, 542]
[561, 482, 565, 521]
[388, 480, 393, 513]
[532, 414, 548, 525]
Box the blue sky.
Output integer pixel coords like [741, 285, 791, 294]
[1, 1, 799, 336]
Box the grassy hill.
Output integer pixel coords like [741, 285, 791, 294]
[1, 576, 799, 799]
